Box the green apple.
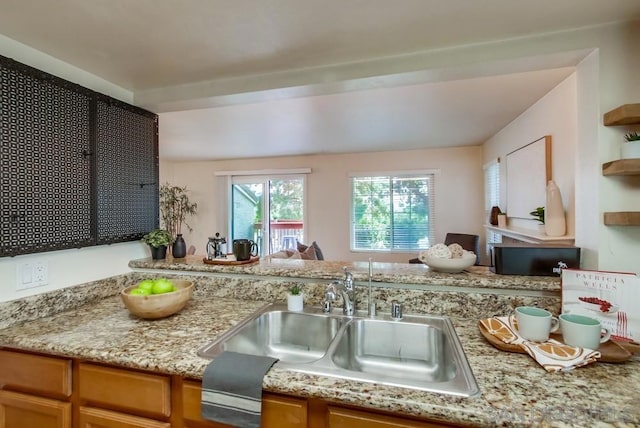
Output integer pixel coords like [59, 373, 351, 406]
[130, 288, 151, 296]
[152, 278, 175, 294]
[136, 279, 154, 292]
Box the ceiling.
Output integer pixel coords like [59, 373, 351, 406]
[2, 1, 640, 161]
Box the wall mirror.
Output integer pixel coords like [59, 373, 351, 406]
[505, 135, 551, 219]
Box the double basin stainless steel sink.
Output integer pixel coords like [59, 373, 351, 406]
[197, 304, 480, 397]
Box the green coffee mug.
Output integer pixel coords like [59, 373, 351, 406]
[559, 313, 611, 350]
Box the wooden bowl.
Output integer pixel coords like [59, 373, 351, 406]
[121, 279, 193, 319]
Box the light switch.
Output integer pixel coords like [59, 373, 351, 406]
[21, 263, 32, 284]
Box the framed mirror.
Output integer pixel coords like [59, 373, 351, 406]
[505, 135, 551, 219]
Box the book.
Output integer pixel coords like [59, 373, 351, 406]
[561, 268, 639, 342]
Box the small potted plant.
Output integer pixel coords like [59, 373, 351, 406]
[497, 212, 507, 228]
[287, 284, 304, 312]
[622, 131, 640, 159]
[141, 229, 173, 260]
[529, 207, 545, 224]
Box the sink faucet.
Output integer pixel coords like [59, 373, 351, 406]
[322, 267, 355, 315]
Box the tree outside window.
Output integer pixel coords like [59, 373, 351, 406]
[351, 174, 434, 251]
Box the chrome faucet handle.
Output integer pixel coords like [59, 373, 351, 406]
[343, 266, 354, 290]
[391, 301, 403, 321]
[322, 298, 333, 313]
[322, 282, 339, 313]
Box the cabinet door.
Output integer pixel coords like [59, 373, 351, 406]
[78, 406, 170, 428]
[0, 59, 92, 256]
[95, 99, 158, 244]
[181, 380, 307, 428]
[327, 405, 452, 428]
[0, 389, 71, 428]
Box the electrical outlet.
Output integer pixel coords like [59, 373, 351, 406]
[16, 260, 49, 290]
[33, 261, 49, 285]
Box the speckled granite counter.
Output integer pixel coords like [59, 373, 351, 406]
[129, 255, 562, 292]
[0, 277, 638, 427]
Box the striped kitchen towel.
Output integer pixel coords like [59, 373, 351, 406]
[201, 351, 278, 428]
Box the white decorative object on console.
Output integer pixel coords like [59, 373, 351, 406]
[544, 180, 566, 237]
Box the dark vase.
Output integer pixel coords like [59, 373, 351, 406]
[172, 234, 187, 258]
[150, 245, 167, 260]
[489, 206, 502, 226]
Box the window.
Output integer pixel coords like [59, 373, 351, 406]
[484, 159, 501, 253]
[350, 173, 435, 251]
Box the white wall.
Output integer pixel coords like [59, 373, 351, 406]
[483, 73, 577, 236]
[0, 34, 145, 303]
[160, 146, 484, 263]
[480, 21, 640, 273]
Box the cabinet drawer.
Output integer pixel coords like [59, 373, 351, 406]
[0, 350, 72, 398]
[182, 380, 307, 428]
[327, 406, 449, 428]
[79, 406, 171, 428]
[79, 363, 171, 419]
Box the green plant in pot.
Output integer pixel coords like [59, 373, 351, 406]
[529, 207, 545, 224]
[160, 183, 198, 258]
[287, 284, 303, 311]
[622, 131, 640, 159]
[141, 229, 173, 260]
[624, 131, 640, 142]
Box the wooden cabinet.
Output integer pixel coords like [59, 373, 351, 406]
[326, 405, 453, 428]
[1, 348, 461, 428]
[0, 350, 72, 428]
[78, 363, 171, 420]
[78, 407, 170, 428]
[602, 104, 640, 226]
[180, 380, 307, 428]
[0, 350, 72, 398]
[0, 389, 71, 428]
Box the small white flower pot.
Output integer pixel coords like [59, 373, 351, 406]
[621, 141, 640, 159]
[497, 214, 507, 228]
[287, 293, 304, 312]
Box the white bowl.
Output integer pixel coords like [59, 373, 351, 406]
[121, 279, 193, 319]
[423, 253, 475, 273]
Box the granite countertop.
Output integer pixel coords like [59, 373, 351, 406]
[0, 290, 637, 427]
[129, 255, 562, 292]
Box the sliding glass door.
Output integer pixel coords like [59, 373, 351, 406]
[231, 176, 305, 256]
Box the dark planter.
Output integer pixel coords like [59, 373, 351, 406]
[150, 245, 167, 260]
[172, 234, 187, 258]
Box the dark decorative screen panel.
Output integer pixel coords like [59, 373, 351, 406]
[0, 64, 92, 256]
[0, 55, 158, 257]
[95, 100, 158, 244]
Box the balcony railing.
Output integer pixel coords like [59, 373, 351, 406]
[254, 220, 304, 254]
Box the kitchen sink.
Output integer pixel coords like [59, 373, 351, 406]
[198, 309, 344, 363]
[198, 304, 479, 397]
[331, 318, 456, 383]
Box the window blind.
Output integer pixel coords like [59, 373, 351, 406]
[484, 159, 501, 253]
[351, 173, 435, 251]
